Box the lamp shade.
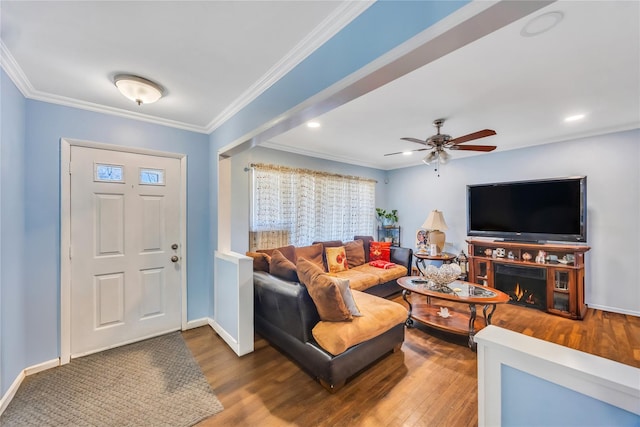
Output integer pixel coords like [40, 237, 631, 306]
[114, 74, 164, 105]
[421, 210, 448, 231]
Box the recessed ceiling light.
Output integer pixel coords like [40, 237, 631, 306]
[521, 11, 564, 37]
[307, 121, 320, 128]
[402, 151, 413, 156]
[564, 114, 586, 122]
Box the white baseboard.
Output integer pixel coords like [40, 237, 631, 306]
[588, 304, 640, 317]
[0, 358, 59, 416]
[186, 318, 210, 329]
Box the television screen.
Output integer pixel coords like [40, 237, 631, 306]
[467, 177, 587, 242]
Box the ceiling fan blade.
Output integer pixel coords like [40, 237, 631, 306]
[400, 137, 428, 145]
[384, 148, 429, 156]
[449, 144, 497, 152]
[449, 129, 496, 145]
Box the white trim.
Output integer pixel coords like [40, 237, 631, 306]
[0, 371, 23, 415]
[186, 318, 210, 329]
[476, 325, 640, 426]
[60, 138, 188, 364]
[587, 303, 640, 317]
[1, 2, 372, 135]
[0, 358, 59, 416]
[204, 0, 374, 133]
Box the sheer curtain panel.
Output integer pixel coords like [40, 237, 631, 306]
[250, 163, 375, 250]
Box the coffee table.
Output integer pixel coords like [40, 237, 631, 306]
[397, 276, 509, 350]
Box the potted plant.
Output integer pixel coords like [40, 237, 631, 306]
[376, 208, 398, 227]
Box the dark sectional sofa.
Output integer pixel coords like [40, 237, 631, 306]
[252, 237, 413, 391]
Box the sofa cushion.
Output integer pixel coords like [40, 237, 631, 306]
[344, 239, 366, 268]
[295, 243, 325, 271]
[328, 269, 380, 292]
[270, 250, 298, 282]
[335, 278, 362, 317]
[312, 290, 407, 355]
[246, 251, 271, 272]
[258, 244, 296, 264]
[352, 264, 408, 284]
[297, 258, 352, 322]
[370, 241, 392, 262]
[325, 246, 349, 273]
[354, 236, 374, 262]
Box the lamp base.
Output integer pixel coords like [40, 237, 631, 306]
[428, 230, 446, 255]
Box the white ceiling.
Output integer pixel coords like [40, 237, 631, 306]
[1, 1, 638, 171]
[266, 0, 640, 170]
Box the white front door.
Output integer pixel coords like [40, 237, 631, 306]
[70, 146, 182, 357]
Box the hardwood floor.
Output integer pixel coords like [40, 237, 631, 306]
[184, 296, 640, 426]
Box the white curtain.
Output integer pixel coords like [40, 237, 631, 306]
[250, 163, 376, 250]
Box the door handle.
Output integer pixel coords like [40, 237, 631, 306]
[171, 255, 179, 263]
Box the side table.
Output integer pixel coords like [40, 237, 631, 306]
[414, 252, 457, 276]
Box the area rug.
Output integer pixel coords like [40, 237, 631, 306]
[0, 332, 223, 426]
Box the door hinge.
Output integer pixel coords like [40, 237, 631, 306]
[68, 161, 72, 175]
[69, 246, 72, 259]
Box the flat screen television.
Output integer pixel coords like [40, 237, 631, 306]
[467, 176, 587, 243]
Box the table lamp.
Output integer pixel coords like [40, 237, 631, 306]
[421, 210, 448, 255]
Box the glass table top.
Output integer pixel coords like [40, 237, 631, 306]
[404, 278, 498, 298]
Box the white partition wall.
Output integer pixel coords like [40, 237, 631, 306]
[476, 326, 640, 427]
[211, 251, 253, 356]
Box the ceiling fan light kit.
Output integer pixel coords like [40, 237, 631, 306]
[389, 118, 497, 175]
[114, 74, 164, 105]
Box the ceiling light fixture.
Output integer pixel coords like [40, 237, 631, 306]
[114, 74, 164, 105]
[564, 114, 586, 122]
[306, 121, 321, 128]
[402, 151, 413, 156]
[520, 11, 564, 37]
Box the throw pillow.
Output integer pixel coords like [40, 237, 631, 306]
[296, 258, 352, 322]
[344, 239, 365, 268]
[257, 244, 296, 264]
[369, 241, 392, 262]
[269, 250, 298, 282]
[333, 277, 362, 317]
[325, 246, 349, 273]
[295, 243, 325, 271]
[246, 251, 271, 272]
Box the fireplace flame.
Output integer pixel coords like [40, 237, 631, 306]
[526, 293, 535, 304]
[514, 283, 524, 301]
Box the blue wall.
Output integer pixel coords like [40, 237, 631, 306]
[502, 365, 640, 426]
[1, 70, 27, 394]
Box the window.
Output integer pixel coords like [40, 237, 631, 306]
[250, 163, 376, 250]
[95, 163, 124, 183]
[139, 168, 165, 185]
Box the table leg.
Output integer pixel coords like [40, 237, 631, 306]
[468, 304, 477, 350]
[483, 304, 497, 326]
[415, 258, 426, 276]
[402, 289, 414, 327]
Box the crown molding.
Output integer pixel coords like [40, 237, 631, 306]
[1, 40, 34, 96]
[1, 41, 209, 133]
[204, 0, 374, 134]
[1, 1, 372, 136]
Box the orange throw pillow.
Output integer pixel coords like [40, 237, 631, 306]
[344, 239, 366, 268]
[369, 241, 392, 262]
[296, 258, 352, 322]
[246, 251, 271, 272]
[325, 246, 349, 273]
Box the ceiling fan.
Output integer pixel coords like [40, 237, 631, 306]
[385, 118, 497, 166]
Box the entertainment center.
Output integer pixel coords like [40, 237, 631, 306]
[466, 176, 590, 319]
[466, 239, 590, 319]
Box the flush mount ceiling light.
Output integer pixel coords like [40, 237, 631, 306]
[306, 121, 321, 128]
[114, 74, 164, 105]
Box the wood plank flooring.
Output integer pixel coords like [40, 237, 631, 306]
[184, 295, 640, 426]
